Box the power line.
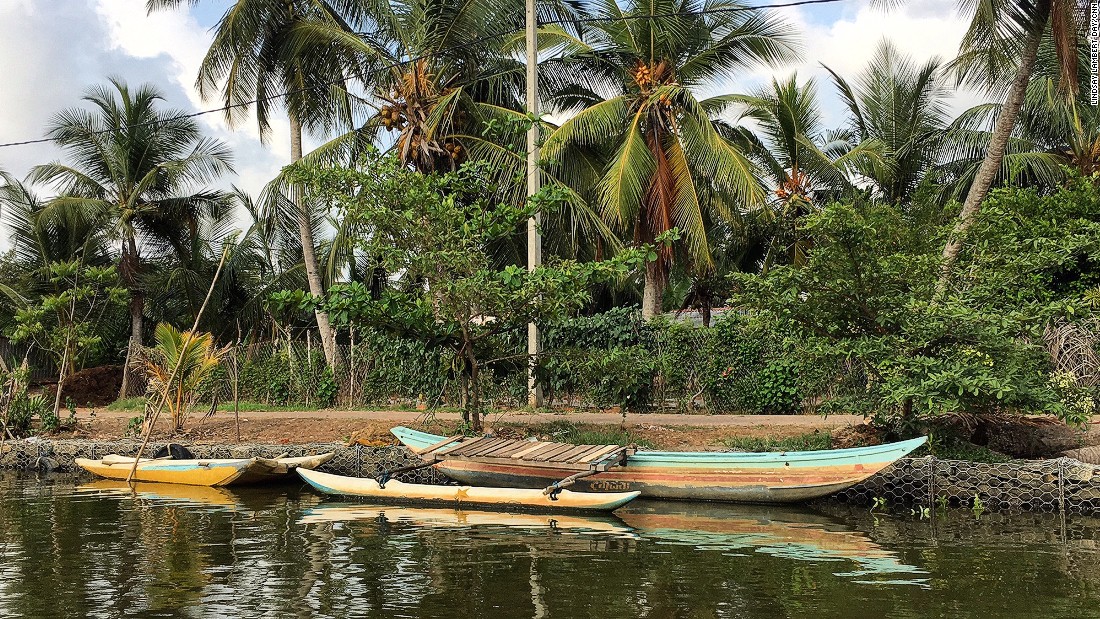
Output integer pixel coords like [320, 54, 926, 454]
[0, 0, 849, 151]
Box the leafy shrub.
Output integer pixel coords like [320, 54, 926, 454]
[236, 346, 335, 407]
[695, 314, 811, 414]
[141, 323, 228, 430]
[731, 181, 1100, 431]
[582, 346, 657, 412]
[0, 368, 51, 436]
[540, 307, 656, 408]
[353, 328, 454, 405]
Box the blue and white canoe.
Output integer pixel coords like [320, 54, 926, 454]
[297, 468, 640, 512]
[392, 426, 927, 503]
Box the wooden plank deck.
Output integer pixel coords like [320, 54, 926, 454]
[419, 437, 634, 472]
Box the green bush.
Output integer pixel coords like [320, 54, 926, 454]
[582, 345, 657, 412]
[354, 328, 455, 405]
[539, 307, 657, 409]
[536, 308, 821, 413]
[237, 347, 335, 407]
[694, 314, 812, 414]
[731, 181, 1100, 431]
[0, 367, 51, 436]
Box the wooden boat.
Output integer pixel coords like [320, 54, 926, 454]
[74, 452, 335, 487]
[296, 468, 640, 512]
[391, 426, 927, 503]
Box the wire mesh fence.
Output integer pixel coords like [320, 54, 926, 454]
[833, 456, 1100, 514]
[0, 438, 450, 484]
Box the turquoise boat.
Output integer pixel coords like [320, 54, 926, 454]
[392, 426, 926, 503]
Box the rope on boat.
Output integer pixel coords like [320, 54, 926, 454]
[543, 469, 602, 500]
[375, 460, 438, 489]
[542, 445, 636, 499]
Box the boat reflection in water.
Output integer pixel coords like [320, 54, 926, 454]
[75, 479, 317, 512]
[299, 503, 636, 536]
[300, 499, 927, 586]
[77, 479, 242, 507]
[618, 501, 929, 586]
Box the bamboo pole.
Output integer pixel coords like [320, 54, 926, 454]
[233, 340, 241, 443]
[525, 0, 543, 408]
[126, 245, 231, 484]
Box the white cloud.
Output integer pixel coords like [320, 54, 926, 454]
[93, 0, 292, 198]
[0, 0, 998, 218]
[709, 0, 987, 126]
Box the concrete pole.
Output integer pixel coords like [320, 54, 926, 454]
[526, 0, 544, 408]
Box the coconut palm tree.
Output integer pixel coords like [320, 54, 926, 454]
[543, 0, 798, 319]
[939, 0, 1080, 286]
[141, 322, 228, 431]
[0, 172, 114, 280]
[726, 74, 877, 269]
[147, 0, 379, 369]
[30, 79, 233, 397]
[824, 41, 951, 205]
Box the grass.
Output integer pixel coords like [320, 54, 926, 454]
[538, 420, 656, 449]
[105, 398, 320, 413]
[918, 435, 1014, 463]
[721, 432, 833, 452]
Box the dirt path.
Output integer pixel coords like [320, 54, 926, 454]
[66, 408, 868, 450]
[81, 407, 867, 426]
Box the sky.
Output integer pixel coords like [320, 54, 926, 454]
[0, 0, 979, 205]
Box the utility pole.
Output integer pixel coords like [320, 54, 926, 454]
[526, 0, 543, 408]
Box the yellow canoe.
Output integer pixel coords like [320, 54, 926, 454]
[75, 452, 336, 487]
[297, 468, 640, 512]
[75, 457, 254, 486]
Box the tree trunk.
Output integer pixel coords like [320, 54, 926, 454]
[468, 350, 481, 433]
[118, 235, 143, 399]
[289, 113, 343, 369]
[936, 20, 1044, 294]
[641, 260, 665, 320]
[118, 293, 144, 398]
[52, 344, 69, 418]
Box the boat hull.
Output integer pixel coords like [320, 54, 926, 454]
[391, 427, 927, 503]
[75, 457, 254, 487]
[297, 468, 640, 511]
[75, 452, 336, 487]
[232, 452, 336, 484]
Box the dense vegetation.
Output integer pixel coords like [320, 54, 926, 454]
[2, 0, 1098, 435]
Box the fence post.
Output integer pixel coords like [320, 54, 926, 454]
[927, 456, 936, 511]
[1058, 457, 1068, 543]
[1058, 457, 1066, 515]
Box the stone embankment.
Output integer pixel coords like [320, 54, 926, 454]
[3, 438, 1099, 514]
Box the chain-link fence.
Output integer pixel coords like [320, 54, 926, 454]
[0, 439, 450, 484]
[834, 456, 1100, 514]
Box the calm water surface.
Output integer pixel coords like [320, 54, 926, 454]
[1, 473, 1098, 618]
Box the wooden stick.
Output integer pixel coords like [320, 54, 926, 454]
[233, 341, 240, 443]
[413, 435, 465, 456]
[126, 244, 231, 484]
[541, 444, 634, 495]
[542, 469, 601, 495]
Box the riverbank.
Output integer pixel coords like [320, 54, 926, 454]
[65, 408, 869, 450]
[4, 435, 1100, 515]
[57, 407, 1100, 462]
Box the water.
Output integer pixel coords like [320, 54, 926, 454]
[1, 473, 1099, 619]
